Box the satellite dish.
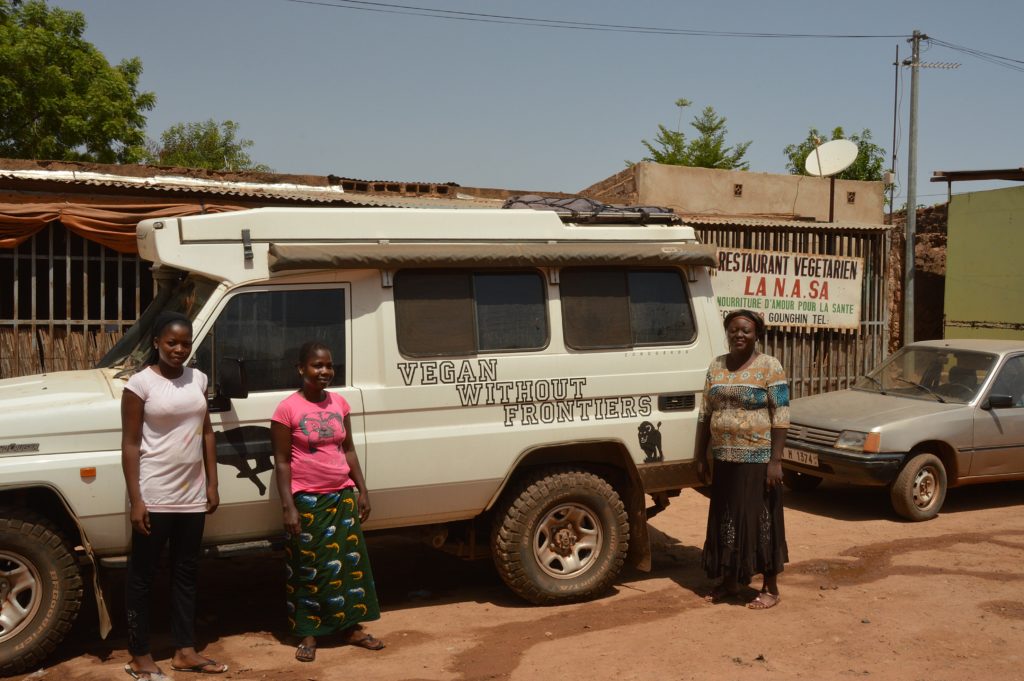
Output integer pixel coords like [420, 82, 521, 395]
[804, 138, 859, 177]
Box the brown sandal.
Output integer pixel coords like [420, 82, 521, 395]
[746, 592, 781, 609]
[346, 632, 385, 650]
[295, 643, 317, 662]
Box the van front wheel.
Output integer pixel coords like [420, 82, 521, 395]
[0, 508, 83, 676]
[492, 468, 629, 605]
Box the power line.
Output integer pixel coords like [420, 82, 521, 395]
[929, 38, 1024, 73]
[284, 0, 908, 39]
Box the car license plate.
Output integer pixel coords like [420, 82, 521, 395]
[783, 447, 819, 467]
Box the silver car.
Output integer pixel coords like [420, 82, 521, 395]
[782, 339, 1024, 520]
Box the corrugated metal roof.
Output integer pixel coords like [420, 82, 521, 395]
[0, 167, 355, 203]
[335, 191, 505, 210]
[679, 214, 891, 231]
[0, 165, 505, 209]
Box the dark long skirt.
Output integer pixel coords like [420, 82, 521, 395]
[286, 488, 381, 638]
[701, 460, 788, 584]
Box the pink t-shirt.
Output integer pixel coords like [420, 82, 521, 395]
[124, 366, 209, 512]
[271, 391, 355, 496]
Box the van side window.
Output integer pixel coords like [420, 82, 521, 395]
[561, 268, 696, 350]
[195, 288, 346, 391]
[394, 270, 547, 357]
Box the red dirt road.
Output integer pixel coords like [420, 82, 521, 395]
[15, 480, 1024, 681]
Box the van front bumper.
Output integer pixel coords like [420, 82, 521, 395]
[782, 440, 907, 486]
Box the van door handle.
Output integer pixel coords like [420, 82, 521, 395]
[658, 393, 696, 411]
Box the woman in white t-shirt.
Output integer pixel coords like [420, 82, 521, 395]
[121, 312, 227, 680]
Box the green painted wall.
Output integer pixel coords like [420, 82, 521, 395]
[945, 185, 1024, 339]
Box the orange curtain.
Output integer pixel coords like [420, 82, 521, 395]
[0, 202, 248, 253]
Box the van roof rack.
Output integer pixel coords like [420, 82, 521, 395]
[502, 195, 681, 225]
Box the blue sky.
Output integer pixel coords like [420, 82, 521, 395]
[54, 0, 1024, 206]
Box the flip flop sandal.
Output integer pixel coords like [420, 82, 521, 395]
[746, 592, 781, 610]
[123, 663, 171, 681]
[295, 643, 317, 662]
[170, 659, 229, 674]
[347, 632, 385, 650]
[703, 585, 740, 603]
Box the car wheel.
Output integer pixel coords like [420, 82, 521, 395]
[0, 508, 84, 676]
[890, 453, 947, 521]
[492, 468, 629, 605]
[782, 469, 823, 493]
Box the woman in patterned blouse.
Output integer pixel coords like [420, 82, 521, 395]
[695, 309, 790, 609]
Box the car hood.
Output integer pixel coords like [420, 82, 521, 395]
[0, 369, 122, 455]
[790, 389, 966, 431]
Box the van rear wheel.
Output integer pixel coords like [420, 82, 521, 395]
[492, 468, 629, 605]
[0, 508, 83, 676]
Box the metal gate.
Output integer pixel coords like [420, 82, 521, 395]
[0, 222, 152, 377]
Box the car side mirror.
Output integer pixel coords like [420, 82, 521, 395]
[218, 357, 249, 399]
[983, 393, 1014, 410]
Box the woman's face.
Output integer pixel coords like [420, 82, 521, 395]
[726, 316, 758, 354]
[154, 323, 193, 368]
[300, 348, 335, 391]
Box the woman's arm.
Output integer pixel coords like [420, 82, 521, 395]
[120, 390, 149, 536]
[767, 427, 787, 489]
[694, 416, 713, 484]
[202, 412, 219, 513]
[271, 420, 300, 535]
[341, 413, 371, 523]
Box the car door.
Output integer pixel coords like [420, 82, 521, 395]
[970, 354, 1024, 477]
[192, 283, 364, 544]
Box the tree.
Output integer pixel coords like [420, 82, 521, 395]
[634, 98, 751, 170]
[146, 119, 271, 172]
[0, 0, 155, 162]
[783, 126, 886, 182]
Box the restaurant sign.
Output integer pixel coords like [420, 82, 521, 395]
[712, 248, 864, 330]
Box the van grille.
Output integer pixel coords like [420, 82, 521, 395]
[787, 423, 840, 447]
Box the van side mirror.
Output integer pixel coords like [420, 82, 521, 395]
[983, 393, 1014, 410]
[218, 357, 249, 399]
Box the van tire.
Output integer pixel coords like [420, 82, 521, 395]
[491, 468, 629, 605]
[0, 508, 83, 676]
[890, 453, 947, 521]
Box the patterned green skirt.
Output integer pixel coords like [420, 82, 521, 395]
[286, 488, 381, 637]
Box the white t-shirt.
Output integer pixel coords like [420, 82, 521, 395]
[125, 366, 210, 512]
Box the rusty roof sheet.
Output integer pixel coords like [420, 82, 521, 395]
[679, 214, 891, 231]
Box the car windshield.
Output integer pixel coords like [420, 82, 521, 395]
[854, 346, 997, 404]
[97, 270, 218, 375]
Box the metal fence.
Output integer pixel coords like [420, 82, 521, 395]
[1, 222, 890, 393]
[697, 224, 891, 398]
[0, 222, 152, 377]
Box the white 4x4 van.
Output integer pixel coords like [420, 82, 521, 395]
[0, 206, 725, 673]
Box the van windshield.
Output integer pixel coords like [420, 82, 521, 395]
[853, 346, 997, 404]
[97, 270, 218, 374]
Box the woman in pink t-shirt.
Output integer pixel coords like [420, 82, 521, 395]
[271, 341, 383, 662]
[121, 312, 228, 679]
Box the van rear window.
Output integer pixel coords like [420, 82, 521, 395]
[560, 268, 696, 350]
[394, 270, 548, 357]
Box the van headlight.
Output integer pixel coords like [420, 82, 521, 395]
[835, 431, 880, 453]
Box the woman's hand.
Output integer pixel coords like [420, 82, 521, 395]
[357, 490, 371, 523]
[766, 460, 784, 489]
[282, 506, 301, 536]
[130, 500, 150, 536]
[696, 454, 711, 485]
[205, 485, 220, 514]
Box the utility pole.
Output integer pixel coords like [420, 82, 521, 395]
[903, 30, 923, 345]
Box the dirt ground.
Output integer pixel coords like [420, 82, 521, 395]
[14, 479, 1024, 681]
